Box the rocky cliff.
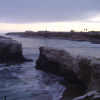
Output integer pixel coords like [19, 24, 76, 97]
[36, 46, 100, 99]
[0, 36, 32, 61]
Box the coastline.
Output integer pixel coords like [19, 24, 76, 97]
[5, 33, 100, 44]
[5, 32, 100, 99]
[18, 36, 100, 44]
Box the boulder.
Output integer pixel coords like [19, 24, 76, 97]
[0, 36, 33, 61]
[36, 46, 100, 99]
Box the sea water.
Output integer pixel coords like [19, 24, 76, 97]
[0, 34, 100, 100]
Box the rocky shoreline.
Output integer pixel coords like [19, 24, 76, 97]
[0, 36, 33, 61]
[0, 36, 33, 91]
[36, 46, 100, 100]
[6, 32, 100, 44]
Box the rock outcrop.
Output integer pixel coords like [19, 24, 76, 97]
[36, 46, 100, 99]
[0, 36, 33, 61]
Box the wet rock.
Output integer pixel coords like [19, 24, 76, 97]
[36, 46, 100, 99]
[36, 47, 83, 86]
[0, 36, 33, 61]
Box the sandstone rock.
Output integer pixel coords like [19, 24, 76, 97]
[36, 46, 100, 99]
[0, 36, 33, 61]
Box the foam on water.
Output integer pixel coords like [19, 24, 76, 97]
[0, 34, 100, 100]
[0, 64, 65, 100]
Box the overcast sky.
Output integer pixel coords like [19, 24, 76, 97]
[0, 0, 100, 32]
[0, 0, 100, 23]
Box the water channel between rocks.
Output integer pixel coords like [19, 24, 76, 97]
[0, 34, 100, 100]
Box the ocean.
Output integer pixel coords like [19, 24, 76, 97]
[0, 34, 100, 100]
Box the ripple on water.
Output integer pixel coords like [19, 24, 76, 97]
[0, 34, 99, 100]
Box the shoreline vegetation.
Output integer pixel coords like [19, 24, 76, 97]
[6, 31, 100, 44]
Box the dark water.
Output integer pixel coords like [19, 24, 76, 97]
[0, 34, 100, 100]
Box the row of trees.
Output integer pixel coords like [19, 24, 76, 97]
[84, 28, 87, 32]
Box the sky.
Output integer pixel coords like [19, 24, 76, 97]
[0, 0, 100, 33]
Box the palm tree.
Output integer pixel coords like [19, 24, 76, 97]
[86, 28, 87, 32]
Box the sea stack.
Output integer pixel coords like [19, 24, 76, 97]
[0, 36, 33, 61]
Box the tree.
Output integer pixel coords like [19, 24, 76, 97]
[86, 28, 87, 32]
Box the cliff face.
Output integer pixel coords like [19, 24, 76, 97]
[36, 46, 100, 99]
[0, 36, 32, 61]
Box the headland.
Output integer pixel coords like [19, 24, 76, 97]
[6, 30, 100, 44]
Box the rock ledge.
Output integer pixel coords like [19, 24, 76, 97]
[36, 46, 100, 99]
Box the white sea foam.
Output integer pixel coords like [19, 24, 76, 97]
[0, 34, 99, 100]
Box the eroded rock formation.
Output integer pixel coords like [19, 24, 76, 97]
[36, 46, 100, 99]
[0, 36, 33, 61]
